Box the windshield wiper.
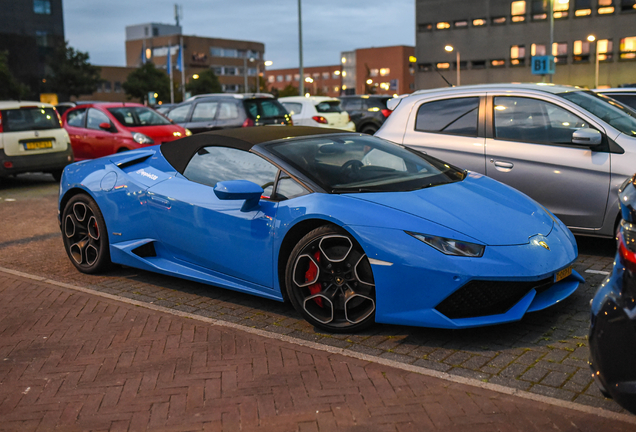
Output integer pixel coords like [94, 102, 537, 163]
[332, 187, 384, 193]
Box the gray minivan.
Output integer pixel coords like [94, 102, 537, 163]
[376, 83, 636, 238]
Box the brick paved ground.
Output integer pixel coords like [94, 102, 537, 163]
[0, 174, 623, 413]
[1, 270, 634, 431]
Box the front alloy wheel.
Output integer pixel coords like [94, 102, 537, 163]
[286, 225, 376, 332]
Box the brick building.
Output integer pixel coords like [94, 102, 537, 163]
[265, 65, 343, 97]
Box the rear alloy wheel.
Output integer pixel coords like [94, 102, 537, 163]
[62, 194, 111, 274]
[285, 225, 376, 332]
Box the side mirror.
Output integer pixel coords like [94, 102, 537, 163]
[214, 180, 263, 211]
[572, 128, 602, 147]
[99, 122, 112, 131]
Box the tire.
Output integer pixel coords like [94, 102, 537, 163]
[61, 194, 112, 274]
[361, 125, 378, 135]
[285, 225, 376, 333]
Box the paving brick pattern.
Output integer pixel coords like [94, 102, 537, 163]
[1, 271, 634, 431]
[0, 175, 623, 413]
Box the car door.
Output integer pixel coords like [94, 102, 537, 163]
[184, 100, 219, 133]
[84, 108, 117, 158]
[166, 103, 193, 128]
[280, 102, 304, 125]
[214, 100, 243, 129]
[146, 146, 279, 290]
[484, 94, 610, 229]
[64, 108, 89, 160]
[402, 95, 487, 173]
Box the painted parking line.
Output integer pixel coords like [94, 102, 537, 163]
[0, 265, 634, 426]
[585, 269, 611, 275]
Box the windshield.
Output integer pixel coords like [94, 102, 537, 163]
[107, 107, 171, 127]
[0, 107, 60, 132]
[266, 134, 466, 193]
[244, 99, 288, 119]
[315, 101, 342, 113]
[559, 91, 636, 137]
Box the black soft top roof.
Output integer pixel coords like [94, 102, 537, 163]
[160, 126, 348, 174]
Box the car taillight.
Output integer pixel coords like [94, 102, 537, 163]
[312, 116, 328, 124]
[242, 118, 255, 127]
[618, 221, 636, 273]
[381, 109, 392, 118]
[0, 112, 3, 133]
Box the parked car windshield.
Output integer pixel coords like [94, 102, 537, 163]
[559, 91, 636, 137]
[107, 107, 171, 127]
[244, 99, 287, 119]
[0, 107, 60, 132]
[266, 134, 466, 193]
[315, 101, 342, 113]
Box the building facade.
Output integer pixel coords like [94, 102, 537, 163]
[415, 0, 636, 90]
[0, 0, 65, 97]
[265, 65, 343, 97]
[73, 66, 140, 103]
[125, 29, 265, 95]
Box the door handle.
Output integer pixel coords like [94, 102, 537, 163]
[150, 195, 171, 209]
[494, 160, 514, 172]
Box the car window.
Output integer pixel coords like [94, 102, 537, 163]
[602, 94, 636, 112]
[167, 104, 191, 123]
[0, 107, 61, 132]
[559, 90, 636, 137]
[494, 97, 589, 144]
[244, 99, 287, 119]
[66, 108, 86, 128]
[86, 108, 111, 131]
[183, 146, 278, 190]
[108, 107, 171, 126]
[315, 101, 342, 113]
[281, 102, 303, 115]
[217, 102, 239, 120]
[191, 102, 218, 122]
[274, 174, 309, 200]
[343, 99, 362, 111]
[415, 97, 479, 137]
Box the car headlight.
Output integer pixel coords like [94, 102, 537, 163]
[185, 128, 192, 136]
[132, 132, 154, 144]
[407, 232, 485, 257]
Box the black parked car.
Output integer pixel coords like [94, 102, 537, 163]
[339, 95, 392, 134]
[165, 94, 292, 134]
[589, 174, 636, 415]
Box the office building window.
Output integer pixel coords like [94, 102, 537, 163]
[322, 72, 330, 80]
[380, 68, 390, 76]
[552, 42, 568, 63]
[268, 75, 275, 83]
[598, 0, 615, 13]
[510, 45, 526, 66]
[35, 31, 49, 47]
[276, 75, 283, 82]
[471, 60, 487, 69]
[369, 68, 379, 77]
[620, 36, 636, 59]
[554, 0, 570, 18]
[531, 43, 547, 56]
[332, 71, 340, 79]
[212, 66, 223, 75]
[436, 62, 451, 70]
[492, 16, 507, 24]
[532, 0, 548, 19]
[33, 0, 51, 14]
[573, 40, 591, 62]
[511, 1, 527, 22]
[294, 74, 300, 81]
[418, 63, 433, 72]
[103, 82, 112, 93]
[284, 74, 291, 81]
[418, 23, 433, 32]
[473, 18, 487, 26]
[436, 22, 451, 29]
[598, 39, 613, 60]
[574, 0, 592, 15]
[114, 82, 122, 93]
[621, 0, 636, 11]
[454, 20, 468, 27]
[491, 59, 506, 67]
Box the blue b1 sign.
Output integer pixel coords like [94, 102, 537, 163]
[531, 56, 555, 75]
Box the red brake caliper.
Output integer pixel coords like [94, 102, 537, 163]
[304, 251, 323, 307]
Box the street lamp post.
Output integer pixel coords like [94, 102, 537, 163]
[298, 0, 304, 96]
[244, 56, 254, 94]
[305, 77, 315, 96]
[588, 35, 599, 89]
[445, 45, 460, 86]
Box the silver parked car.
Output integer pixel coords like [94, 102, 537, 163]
[376, 84, 636, 238]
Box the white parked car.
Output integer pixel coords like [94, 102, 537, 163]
[0, 101, 74, 181]
[279, 96, 355, 131]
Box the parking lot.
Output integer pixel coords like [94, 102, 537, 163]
[0, 173, 623, 414]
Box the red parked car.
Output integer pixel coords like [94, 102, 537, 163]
[62, 103, 190, 160]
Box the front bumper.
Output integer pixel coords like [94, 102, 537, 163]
[0, 147, 74, 177]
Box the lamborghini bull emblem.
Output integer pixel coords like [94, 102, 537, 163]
[539, 241, 550, 251]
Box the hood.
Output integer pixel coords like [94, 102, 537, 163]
[126, 124, 187, 143]
[347, 173, 553, 246]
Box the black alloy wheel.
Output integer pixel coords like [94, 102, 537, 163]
[285, 225, 376, 332]
[62, 194, 111, 274]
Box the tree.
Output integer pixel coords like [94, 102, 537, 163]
[45, 41, 102, 101]
[278, 84, 299, 97]
[122, 62, 170, 103]
[185, 69, 222, 96]
[0, 51, 30, 100]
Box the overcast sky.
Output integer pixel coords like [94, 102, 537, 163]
[63, 0, 415, 70]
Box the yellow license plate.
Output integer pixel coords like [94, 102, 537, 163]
[24, 140, 53, 150]
[555, 266, 572, 282]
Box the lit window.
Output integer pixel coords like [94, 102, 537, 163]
[454, 20, 468, 27]
[531, 43, 547, 56]
[510, 45, 526, 66]
[620, 36, 636, 59]
[436, 62, 451, 69]
[573, 40, 591, 62]
[380, 68, 390, 76]
[511, 1, 527, 21]
[552, 42, 568, 63]
[436, 22, 451, 29]
[473, 18, 487, 26]
[554, 0, 570, 18]
[33, 0, 51, 14]
[267, 75, 275, 83]
[598, 39, 613, 60]
[491, 59, 506, 67]
[492, 16, 507, 24]
[332, 71, 340, 78]
[369, 69, 379, 77]
[575, 0, 593, 14]
[532, 0, 548, 19]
